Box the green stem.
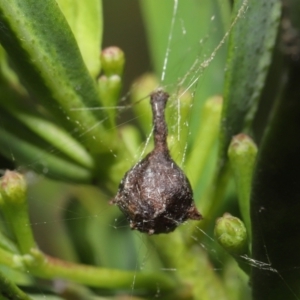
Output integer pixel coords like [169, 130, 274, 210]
[0, 171, 37, 254]
[186, 95, 222, 188]
[5, 206, 37, 255]
[0, 247, 22, 269]
[0, 269, 32, 300]
[0, 230, 19, 254]
[30, 253, 175, 292]
[228, 134, 257, 241]
[151, 232, 228, 300]
[189, 164, 231, 242]
[0, 243, 175, 294]
[0, 172, 176, 294]
[0, 240, 176, 294]
[0, 244, 176, 292]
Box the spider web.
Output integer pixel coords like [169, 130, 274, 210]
[1, 0, 299, 299]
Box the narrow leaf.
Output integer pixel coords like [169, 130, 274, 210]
[251, 69, 300, 298]
[140, 0, 230, 138]
[2, 104, 95, 170]
[219, 0, 281, 163]
[0, 0, 112, 154]
[56, 0, 102, 77]
[0, 128, 93, 183]
[0, 270, 33, 300]
[251, 3, 300, 295]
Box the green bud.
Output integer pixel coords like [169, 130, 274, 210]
[186, 95, 223, 187]
[228, 134, 257, 240]
[0, 171, 37, 254]
[130, 73, 159, 135]
[204, 95, 223, 113]
[228, 134, 257, 158]
[166, 90, 193, 159]
[98, 75, 122, 105]
[174, 90, 193, 123]
[119, 125, 142, 159]
[214, 213, 248, 256]
[98, 75, 122, 127]
[167, 134, 185, 166]
[0, 170, 26, 205]
[100, 47, 125, 76]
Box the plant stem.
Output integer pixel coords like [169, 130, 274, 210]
[186, 95, 222, 188]
[0, 247, 176, 293]
[0, 229, 19, 254]
[0, 247, 22, 269]
[34, 254, 175, 291]
[0, 171, 37, 254]
[151, 231, 228, 300]
[188, 164, 231, 242]
[228, 134, 257, 241]
[0, 269, 33, 300]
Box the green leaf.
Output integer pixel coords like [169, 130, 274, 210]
[0, 230, 19, 254]
[56, 0, 102, 77]
[0, 269, 33, 300]
[0, 127, 93, 183]
[0, 99, 93, 182]
[1, 103, 95, 170]
[186, 95, 222, 189]
[219, 0, 281, 163]
[251, 3, 300, 294]
[140, 0, 230, 140]
[0, 46, 24, 93]
[251, 69, 300, 298]
[0, 0, 112, 154]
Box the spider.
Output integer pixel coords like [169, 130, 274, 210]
[110, 89, 202, 234]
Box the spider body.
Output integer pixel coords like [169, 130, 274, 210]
[111, 90, 202, 234]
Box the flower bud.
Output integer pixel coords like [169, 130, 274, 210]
[98, 75, 122, 105]
[186, 95, 223, 188]
[100, 47, 125, 76]
[130, 73, 159, 135]
[0, 170, 26, 205]
[214, 213, 248, 256]
[0, 170, 37, 254]
[228, 134, 257, 238]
